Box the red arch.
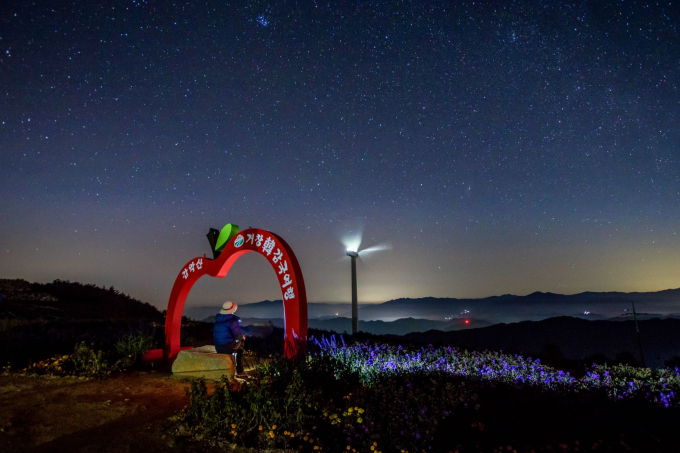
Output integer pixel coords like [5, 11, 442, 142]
[156, 228, 308, 361]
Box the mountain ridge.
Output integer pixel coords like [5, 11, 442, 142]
[185, 288, 680, 323]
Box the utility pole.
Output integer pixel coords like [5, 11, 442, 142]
[631, 301, 646, 368]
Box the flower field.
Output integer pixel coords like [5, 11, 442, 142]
[315, 336, 680, 408]
[177, 337, 680, 452]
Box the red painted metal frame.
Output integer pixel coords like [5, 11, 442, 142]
[154, 228, 308, 361]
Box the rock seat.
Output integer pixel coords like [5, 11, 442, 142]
[171, 345, 235, 380]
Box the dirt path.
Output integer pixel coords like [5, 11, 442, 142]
[0, 371, 226, 453]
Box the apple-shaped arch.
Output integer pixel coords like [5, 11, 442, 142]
[149, 228, 308, 361]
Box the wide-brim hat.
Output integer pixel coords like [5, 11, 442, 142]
[220, 301, 238, 315]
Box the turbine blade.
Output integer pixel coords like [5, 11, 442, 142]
[359, 242, 392, 256]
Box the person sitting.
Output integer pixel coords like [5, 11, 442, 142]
[213, 301, 246, 374]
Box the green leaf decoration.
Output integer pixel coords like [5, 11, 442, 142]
[215, 223, 240, 251]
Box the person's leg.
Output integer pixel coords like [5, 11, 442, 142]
[216, 341, 243, 373]
[234, 340, 245, 374]
[215, 341, 236, 354]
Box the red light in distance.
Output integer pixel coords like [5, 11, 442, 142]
[465, 320, 469, 324]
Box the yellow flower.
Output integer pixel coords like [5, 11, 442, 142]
[310, 438, 314, 443]
[357, 418, 363, 423]
[358, 408, 364, 414]
[284, 431, 289, 436]
[231, 423, 236, 429]
[371, 447, 375, 451]
[259, 425, 263, 431]
[304, 436, 309, 441]
[272, 425, 277, 430]
[373, 443, 378, 447]
[346, 446, 351, 450]
[348, 408, 353, 413]
[269, 431, 275, 438]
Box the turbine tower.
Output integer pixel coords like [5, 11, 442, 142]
[346, 249, 359, 334]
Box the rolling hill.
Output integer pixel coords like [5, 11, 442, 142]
[0, 279, 163, 320]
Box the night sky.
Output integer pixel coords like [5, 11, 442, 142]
[1, 1, 679, 311]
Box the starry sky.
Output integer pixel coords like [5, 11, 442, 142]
[1, 1, 679, 311]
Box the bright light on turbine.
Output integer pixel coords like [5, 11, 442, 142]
[342, 232, 363, 256]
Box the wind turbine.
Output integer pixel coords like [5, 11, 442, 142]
[346, 249, 359, 333]
[343, 234, 390, 334]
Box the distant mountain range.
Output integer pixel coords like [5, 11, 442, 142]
[187, 287, 680, 324]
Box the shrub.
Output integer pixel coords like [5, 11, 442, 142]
[20, 337, 154, 378]
[21, 342, 114, 378]
[72, 342, 113, 376]
[114, 331, 155, 366]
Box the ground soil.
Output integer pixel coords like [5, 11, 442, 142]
[0, 371, 229, 453]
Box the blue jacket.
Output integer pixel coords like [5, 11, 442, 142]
[213, 313, 243, 346]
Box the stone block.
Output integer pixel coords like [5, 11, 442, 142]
[171, 345, 235, 380]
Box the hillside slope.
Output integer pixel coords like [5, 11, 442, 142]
[398, 316, 680, 368]
[0, 279, 163, 320]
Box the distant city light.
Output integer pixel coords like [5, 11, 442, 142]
[584, 311, 591, 315]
